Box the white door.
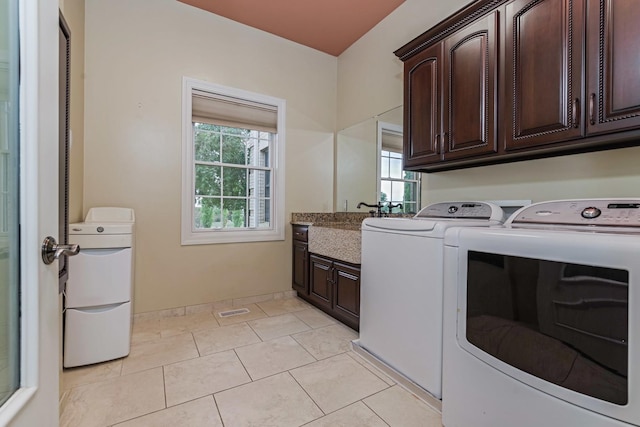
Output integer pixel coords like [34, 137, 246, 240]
[0, 0, 61, 425]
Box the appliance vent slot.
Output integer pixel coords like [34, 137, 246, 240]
[217, 308, 250, 318]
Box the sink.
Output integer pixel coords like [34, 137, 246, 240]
[308, 223, 361, 264]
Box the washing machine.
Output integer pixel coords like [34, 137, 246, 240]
[442, 199, 640, 426]
[355, 201, 507, 399]
[64, 207, 135, 368]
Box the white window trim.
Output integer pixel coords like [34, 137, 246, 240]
[181, 77, 286, 245]
[376, 120, 421, 212]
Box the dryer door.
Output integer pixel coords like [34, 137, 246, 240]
[450, 227, 640, 425]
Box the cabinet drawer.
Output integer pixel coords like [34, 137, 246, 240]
[292, 225, 308, 242]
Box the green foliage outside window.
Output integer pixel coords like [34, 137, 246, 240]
[200, 204, 214, 228]
[379, 150, 419, 214]
[194, 123, 249, 228]
[194, 123, 271, 229]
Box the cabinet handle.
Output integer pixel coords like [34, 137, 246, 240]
[589, 93, 596, 125]
[434, 134, 440, 154]
[572, 98, 580, 128]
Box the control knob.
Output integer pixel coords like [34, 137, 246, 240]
[581, 207, 601, 219]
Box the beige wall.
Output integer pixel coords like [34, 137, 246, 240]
[337, 0, 469, 130]
[84, 0, 337, 313]
[336, 117, 378, 211]
[335, 106, 403, 211]
[337, 0, 640, 207]
[424, 145, 640, 203]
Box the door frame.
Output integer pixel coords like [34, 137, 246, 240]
[0, 0, 61, 424]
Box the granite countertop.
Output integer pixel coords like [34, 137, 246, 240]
[291, 212, 369, 225]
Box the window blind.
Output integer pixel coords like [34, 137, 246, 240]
[192, 89, 278, 133]
[381, 130, 403, 153]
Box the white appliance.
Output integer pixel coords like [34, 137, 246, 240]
[356, 201, 506, 399]
[442, 199, 640, 427]
[64, 207, 135, 368]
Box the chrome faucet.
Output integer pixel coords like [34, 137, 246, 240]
[357, 202, 383, 217]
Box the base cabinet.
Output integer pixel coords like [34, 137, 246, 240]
[308, 254, 333, 311]
[308, 254, 360, 331]
[292, 240, 308, 294]
[292, 225, 309, 295]
[332, 261, 361, 330]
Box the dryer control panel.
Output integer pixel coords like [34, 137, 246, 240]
[509, 199, 640, 228]
[415, 201, 503, 221]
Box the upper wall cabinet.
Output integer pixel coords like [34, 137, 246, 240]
[404, 43, 442, 167]
[443, 11, 499, 160]
[586, 0, 640, 135]
[404, 10, 499, 167]
[396, 0, 640, 172]
[504, 0, 584, 150]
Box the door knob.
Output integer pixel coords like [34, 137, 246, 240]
[41, 236, 80, 265]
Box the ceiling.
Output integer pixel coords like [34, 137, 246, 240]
[178, 0, 406, 56]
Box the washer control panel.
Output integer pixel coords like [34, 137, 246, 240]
[509, 199, 640, 227]
[415, 201, 502, 220]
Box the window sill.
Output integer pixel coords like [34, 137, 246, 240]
[181, 228, 285, 245]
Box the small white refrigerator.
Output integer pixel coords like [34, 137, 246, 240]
[64, 207, 135, 368]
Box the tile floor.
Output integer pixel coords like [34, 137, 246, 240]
[60, 297, 442, 427]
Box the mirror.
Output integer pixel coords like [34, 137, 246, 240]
[336, 106, 403, 212]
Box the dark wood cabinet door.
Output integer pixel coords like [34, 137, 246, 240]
[404, 43, 442, 167]
[504, 0, 585, 150]
[309, 255, 332, 311]
[586, 0, 640, 135]
[292, 241, 308, 294]
[443, 11, 499, 160]
[332, 262, 360, 331]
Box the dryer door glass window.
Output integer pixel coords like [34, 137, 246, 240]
[465, 251, 628, 405]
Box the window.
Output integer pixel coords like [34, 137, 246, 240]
[377, 122, 420, 214]
[182, 78, 285, 244]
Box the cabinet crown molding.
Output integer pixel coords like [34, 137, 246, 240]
[394, 0, 507, 61]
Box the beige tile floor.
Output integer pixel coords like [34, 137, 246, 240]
[60, 297, 442, 427]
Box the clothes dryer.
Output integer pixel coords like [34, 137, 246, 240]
[442, 199, 640, 427]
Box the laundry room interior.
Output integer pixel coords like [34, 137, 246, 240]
[48, 0, 640, 425]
